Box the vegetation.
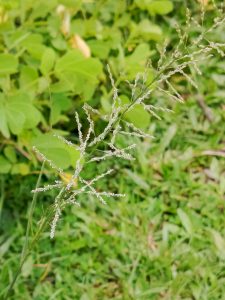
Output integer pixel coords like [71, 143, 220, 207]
[0, 0, 225, 299]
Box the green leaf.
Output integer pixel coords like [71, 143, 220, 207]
[4, 146, 17, 163]
[51, 93, 72, 125]
[51, 36, 67, 51]
[32, 133, 80, 170]
[21, 256, 33, 278]
[0, 95, 10, 138]
[120, 95, 150, 129]
[55, 50, 102, 100]
[211, 230, 225, 260]
[40, 47, 56, 75]
[6, 105, 25, 135]
[138, 19, 162, 41]
[147, 0, 173, 15]
[0, 156, 11, 173]
[125, 104, 150, 129]
[11, 163, 30, 175]
[21, 33, 43, 47]
[177, 208, 193, 235]
[0, 92, 41, 137]
[124, 43, 153, 79]
[20, 66, 38, 95]
[51, 79, 72, 93]
[3, 30, 29, 49]
[21, 33, 46, 60]
[135, 0, 173, 15]
[135, 0, 147, 9]
[160, 124, 177, 151]
[8, 93, 41, 129]
[87, 40, 110, 59]
[124, 169, 149, 190]
[0, 53, 18, 75]
[0, 236, 15, 258]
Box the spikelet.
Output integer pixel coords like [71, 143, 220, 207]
[107, 64, 119, 104]
[80, 178, 107, 205]
[53, 134, 79, 150]
[32, 182, 62, 193]
[84, 191, 125, 198]
[122, 120, 154, 138]
[33, 146, 64, 174]
[75, 112, 83, 146]
[50, 208, 61, 239]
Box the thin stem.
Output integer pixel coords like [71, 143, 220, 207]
[0, 176, 5, 219]
[4, 185, 66, 299]
[3, 214, 49, 300]
[4, 162, 45, 299]
[20, 161, 45, 262]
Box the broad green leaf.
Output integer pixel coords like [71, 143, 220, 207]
[20, 66, 38, 95]
[51, 93, 72, 125]
[0, 156, 11, 173]
[40, 47, 56, 75]
[0, 93, 41, 137]
[32, 133, 80, 170]
[21, 33, 43, 47]
[21, 33, 46, 60]
[11, 163, 30, 175]
[71, 19, 86, 36]
[87, 40, 110, 59]
[147, 1, 173, 15]
[99, 0, 126, 20]
[120, 95, 150, 129]
[38, 77, 50, 94]
[0, 54, 18, 75]
[6, 105, 25, 135]
[3, 30, 29, 49]
[177, 208, 193, 235]
[135, 0, 147, 9]
[124, 43, 152, 79]
[4, 146, 17, 163]
[55, 50, 103, 100]
[61, 0, 82, 9]
[51, 36, 67, 51]
[51, 79, 73, 93]
[27, 44, 47, 60]
[84, 18, 103, 38]
[8, 93, 41, 129]
[138, 19, 162, 41]
[29, 0, 57, 20]
[125, 104, 150, 129]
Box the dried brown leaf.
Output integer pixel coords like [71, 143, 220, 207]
[70, 34, 91, 58]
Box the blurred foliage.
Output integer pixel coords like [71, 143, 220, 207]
[0, 0, 175, 175]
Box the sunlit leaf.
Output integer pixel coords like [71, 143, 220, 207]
[55, 50, 102, 100]
[40, 47, 56, 75]
[32, 133, 80, 170]
[0, 53, 18, 75]
[0, 156, 11, 174]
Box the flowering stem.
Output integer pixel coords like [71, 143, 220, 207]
[4, 167, 65, 299]
[20, 161, 45, 262]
